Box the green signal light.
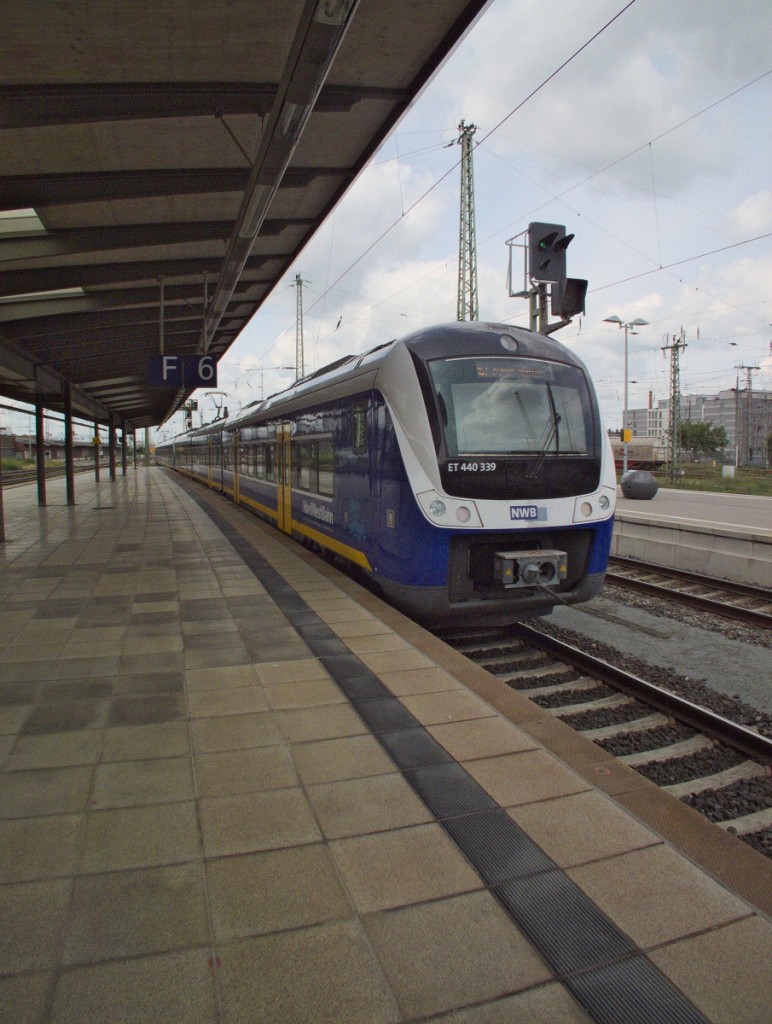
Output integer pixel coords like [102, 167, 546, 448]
[537, 231, 559, 251]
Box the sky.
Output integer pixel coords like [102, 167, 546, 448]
[196, 0, 772, 441]
[3, 0, 771, 443]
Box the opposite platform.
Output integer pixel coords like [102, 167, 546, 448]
[613, 487, 772, 587]
[1, 468, 770, 1024]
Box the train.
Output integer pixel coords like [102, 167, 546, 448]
[610, 436, 667, 472]
[155, 320, 617, 625]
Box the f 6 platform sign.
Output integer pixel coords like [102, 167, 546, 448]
[149, 355, 217, 388]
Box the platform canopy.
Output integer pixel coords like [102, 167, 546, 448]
[0, 0, 489, 431]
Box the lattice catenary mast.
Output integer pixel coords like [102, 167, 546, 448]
[662, 329, 687, 481]
[736, 363, 760, 465]
[455, 120, 478, 321]
[294, 273, 306, 380]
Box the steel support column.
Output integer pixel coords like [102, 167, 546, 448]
[94, 419, 101, 481]
[35, 398, 47, 506]
[109, 414, 117, 481]
[0, 452, 5, 543]
[64, 383, 75, 505]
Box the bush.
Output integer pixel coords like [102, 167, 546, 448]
[664, 462, 770, 496]
[0, 457, 33, 471]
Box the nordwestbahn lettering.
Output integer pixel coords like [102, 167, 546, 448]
[510, 505, 547, 521]
[149, 355, 217, 388]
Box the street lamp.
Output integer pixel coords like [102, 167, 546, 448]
[604, 315, 650, 474]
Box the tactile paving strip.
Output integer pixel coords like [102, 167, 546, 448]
[179, 477, 712, 1024]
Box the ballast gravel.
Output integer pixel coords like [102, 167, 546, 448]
[598, 724, 695, 757]
[635, 744, 746, 785]
[534, 619, 772, 738]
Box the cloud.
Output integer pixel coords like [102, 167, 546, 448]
[183, 0, 770, 442]
[729, 191, 772, 236]
[436, 0, 770, 194]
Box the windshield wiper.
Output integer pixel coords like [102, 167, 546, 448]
[527, 385, 561, 478]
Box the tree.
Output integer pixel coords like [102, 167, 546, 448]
[677, 421, 728, 457]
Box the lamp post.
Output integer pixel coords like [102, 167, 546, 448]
[604, 315, 649, 474]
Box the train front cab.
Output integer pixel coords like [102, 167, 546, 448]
[368, 329, 617, 624]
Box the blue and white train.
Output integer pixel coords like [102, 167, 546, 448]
[156, 321, 616, 625]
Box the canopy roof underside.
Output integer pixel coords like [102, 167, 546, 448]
[0, 0, 488, 430]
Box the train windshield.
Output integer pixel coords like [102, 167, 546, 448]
[428, 357, 593, 457]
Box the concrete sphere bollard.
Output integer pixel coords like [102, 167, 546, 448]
[620, 469, 659, 499]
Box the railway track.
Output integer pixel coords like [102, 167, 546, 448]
[434, 622, 772, 857]
[0, 461, 110, 487]
[607, 555, 772, 629]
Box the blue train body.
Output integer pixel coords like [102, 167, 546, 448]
[156, 321, 616, 625]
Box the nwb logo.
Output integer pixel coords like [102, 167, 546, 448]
[510, 506, 547, 521]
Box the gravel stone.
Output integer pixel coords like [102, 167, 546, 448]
[534, 619, 772, 738]
[742, 827, 772, 857]
[636, 745, 746, 785]
[681, 776, 772, 821]
[531, 685, 615, 708]
[598, 724, 696, 757]
[438, 599, 772, 859]
[603, 580, 772, 650]
[507, 670, 582, 690]
[559, 700, 652, 730]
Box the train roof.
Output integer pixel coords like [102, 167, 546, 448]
[166, 320, 590, 441]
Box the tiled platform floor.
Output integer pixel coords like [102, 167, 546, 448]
[0, 468, 770, 1023]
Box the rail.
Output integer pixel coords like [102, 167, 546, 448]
[606, 556, 772, 629]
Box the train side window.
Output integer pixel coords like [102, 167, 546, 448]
[265, 444, 275, 482]
[309, 443, 319, 492]
[255, 445, 265, 480]
[292, 443, 303, 488]
[318, 441, 334, 496]
[352, 400, 368, 451]
[294, 441, 318, 492]
[240, 446, 251, 476]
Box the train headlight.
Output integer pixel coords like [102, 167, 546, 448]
[573, 488, 615, 523]
[417, 490, 480, 527]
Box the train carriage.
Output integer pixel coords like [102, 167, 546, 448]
[157, 321, 616, 625]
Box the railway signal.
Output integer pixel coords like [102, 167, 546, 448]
[507, 224, 587, 333]
[528, 222, 574, 285]
[551, 277, 588, 318]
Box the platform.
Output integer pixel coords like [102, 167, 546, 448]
[1, 468, 770, 1024]
[613, 487, 772, 587]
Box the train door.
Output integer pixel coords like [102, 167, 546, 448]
[277, 423, 292, 534]
[233, 431, 240, 503]
[217, 429, 225, 493]
[207, 436, 213, 487]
